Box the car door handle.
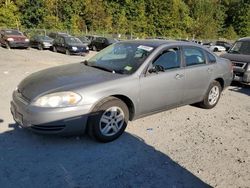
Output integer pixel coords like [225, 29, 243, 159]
[175, 74, 184, 80]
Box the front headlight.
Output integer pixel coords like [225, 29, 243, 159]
[32, 91, 82, 108]
[25, 38, 29, 42]
[247, 63, 250, 71]
[7, 38, 14, 41]
[72, 46, 77, 51]
[86, 46, 89, 50]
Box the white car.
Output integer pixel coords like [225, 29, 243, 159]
[203, 42, 226, 52]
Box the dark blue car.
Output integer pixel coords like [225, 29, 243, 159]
[52, 36, 89, 56]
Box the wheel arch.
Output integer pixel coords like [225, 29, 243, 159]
[214, 77, 224, 90]
[90, 95, 136, 121]
[111, 95, 135, 121]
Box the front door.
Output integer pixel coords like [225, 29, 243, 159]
[139, 47, 185, 116]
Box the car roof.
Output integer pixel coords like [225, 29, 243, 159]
[237, 37, 250, 42]
[120, 39, 196, 48]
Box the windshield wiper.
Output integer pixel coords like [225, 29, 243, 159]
[90, 65, 116, 73]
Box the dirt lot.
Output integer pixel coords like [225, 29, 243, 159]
[0, 47, 249, 188]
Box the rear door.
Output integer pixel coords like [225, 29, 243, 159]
[139, 46, 185, 115]
[181, 46, 214, 104]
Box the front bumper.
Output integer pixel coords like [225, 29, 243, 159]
[233, 71, 250, 84]
[42, 43, 52, 49]
[10, 91, 93, 135]
[69, 48, 89, 55]
[9, 41, 29, 48]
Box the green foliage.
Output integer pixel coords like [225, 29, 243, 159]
[0, 1, 20, 28]
[222, 25, 238, 40]
[0, 0, 249, 39]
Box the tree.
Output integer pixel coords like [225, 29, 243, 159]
[0, 1, 20, 28]
[225, 0, 250, 37]
[19, 0, 45, 28]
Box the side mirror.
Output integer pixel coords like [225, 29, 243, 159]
[148, 65, 165, 73]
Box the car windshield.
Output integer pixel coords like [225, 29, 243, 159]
[65, 37, 82, 44]
[4, 30, 23, 36]
[228, 41, 250, 55]
[79, 37, 89, 42]
[85, 42, 155, 75]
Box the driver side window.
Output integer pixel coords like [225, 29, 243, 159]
[153, 47, 181, 70]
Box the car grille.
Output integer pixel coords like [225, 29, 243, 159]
[14, 38, 25, 42]
[31, 124, 65, 132]
[232, 61, 247, 69]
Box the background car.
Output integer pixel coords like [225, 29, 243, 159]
[11, 40, 233, 142]
[203, 42, 226, 52]
[48, 32, 70, 40]
[215, 41, 232, 51]
[0, 29, 29, 49]
[30, 35, 53, 50]
[52, 36, 89, 55]
[90, 36, 118, 51]
[221, 37, 250, 84]
[77, 36, 91, 46]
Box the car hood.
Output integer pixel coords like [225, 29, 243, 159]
[221, 53, 250, 63]
[18, 63, 123, 100]
[6, 35, 27, 39]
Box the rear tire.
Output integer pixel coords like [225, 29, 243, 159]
[199, 81, 222, 109]
[87, 97, 129, 142]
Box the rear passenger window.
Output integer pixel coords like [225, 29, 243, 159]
[183, 47, 206, 66]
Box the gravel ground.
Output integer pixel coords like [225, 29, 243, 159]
[0, 47, 249, 188]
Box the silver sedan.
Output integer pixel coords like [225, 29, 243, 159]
[11, 40, 233, 142]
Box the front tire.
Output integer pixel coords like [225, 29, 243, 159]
[87, 97, 129, 142]
[199, 81, 222, 109]
[38, 44, 43, 50]
[53, 46, 57, 52]
[92, 45, 97, 51]
[65, 49, 70, 55]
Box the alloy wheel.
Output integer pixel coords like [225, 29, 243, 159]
[208, 85, 220, 105]
[99, 106, 125, 137]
